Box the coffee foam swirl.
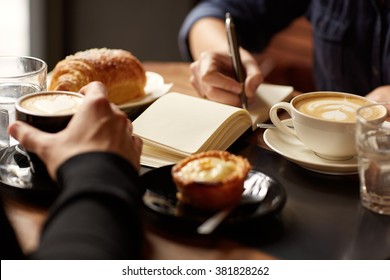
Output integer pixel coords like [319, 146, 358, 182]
[21, 93, 83, 115]
[295, 96, 370, 122]
[359, 104, 388, 121]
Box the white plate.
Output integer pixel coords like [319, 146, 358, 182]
[263, 119, 358, 175]
[48, 71, 172, 111]
[118, 71, 172, 111]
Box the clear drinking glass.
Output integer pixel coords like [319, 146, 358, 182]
[356, 103, 390, 215]
[0, 56, 47, 188]
[0, 56, 47, 148]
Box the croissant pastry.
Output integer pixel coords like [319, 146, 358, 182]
[49, 48, 146, 105]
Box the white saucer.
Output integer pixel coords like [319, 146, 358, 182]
[263, 119, 358, 175]
[48, 71, 172, 112]
[118, 71, 172, 111]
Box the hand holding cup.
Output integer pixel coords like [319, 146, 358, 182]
[10, 82, 142, 180]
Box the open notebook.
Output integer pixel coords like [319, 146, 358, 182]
[133, 83, 294, 167]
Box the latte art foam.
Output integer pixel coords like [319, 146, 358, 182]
[295, 96, 371, 122]
[21, 93, 83, 115]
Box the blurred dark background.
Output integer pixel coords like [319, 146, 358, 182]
[30, 0, 199, 70]
[29, 0, 314, 93]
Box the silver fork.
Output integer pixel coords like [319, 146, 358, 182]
[256, 123, 294, 129]
[196, 172, 269, 235]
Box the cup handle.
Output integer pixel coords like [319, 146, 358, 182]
[269, 102, 298, 137]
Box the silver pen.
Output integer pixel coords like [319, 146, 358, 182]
[225, 12, 248, 110]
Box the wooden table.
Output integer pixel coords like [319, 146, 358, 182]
[3, 62, 390, 260]
[2, 62, 275, 260]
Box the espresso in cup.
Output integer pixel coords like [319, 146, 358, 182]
[16, 91, 83, 133]
[20, 92, 81, 115]
[269, 92, 384, 161]
[15, 91, 83, 178]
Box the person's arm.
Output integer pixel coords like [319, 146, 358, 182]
[30, 153, 144, 259]
[9, 82, 144, 259]
[365, 85, 390, 102]
[188, 16, 264, 106]
[179, 0, 310, 61]
[179, 0, 309, 106]
[189, 17, 228, 60]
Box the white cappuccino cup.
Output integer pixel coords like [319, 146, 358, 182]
[269, 91, 384, 161]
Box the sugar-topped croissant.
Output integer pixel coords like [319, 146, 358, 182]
[49, 48, 146, 105]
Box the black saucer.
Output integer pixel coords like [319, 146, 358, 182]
[141, 165, 286, 233]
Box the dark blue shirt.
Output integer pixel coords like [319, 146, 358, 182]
[178, 0, 390, 95]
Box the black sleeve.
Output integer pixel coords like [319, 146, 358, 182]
[30, 152, 145, 259]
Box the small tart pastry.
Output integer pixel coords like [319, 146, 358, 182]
[171, 150, 251, 211]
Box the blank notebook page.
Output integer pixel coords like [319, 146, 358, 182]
[133, 92, 250, 156]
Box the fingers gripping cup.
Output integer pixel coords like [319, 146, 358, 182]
[15, 91, 84, 179]
[269, 92, 378, 161]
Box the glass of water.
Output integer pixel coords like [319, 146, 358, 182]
[0, 56, 47, 148]
[356, 102, 390, 215]
[0, 56, 47, 188]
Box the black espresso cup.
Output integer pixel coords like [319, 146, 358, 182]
[15, 91, 84, 181]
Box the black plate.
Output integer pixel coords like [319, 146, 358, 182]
[141, 165, 286, 230]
